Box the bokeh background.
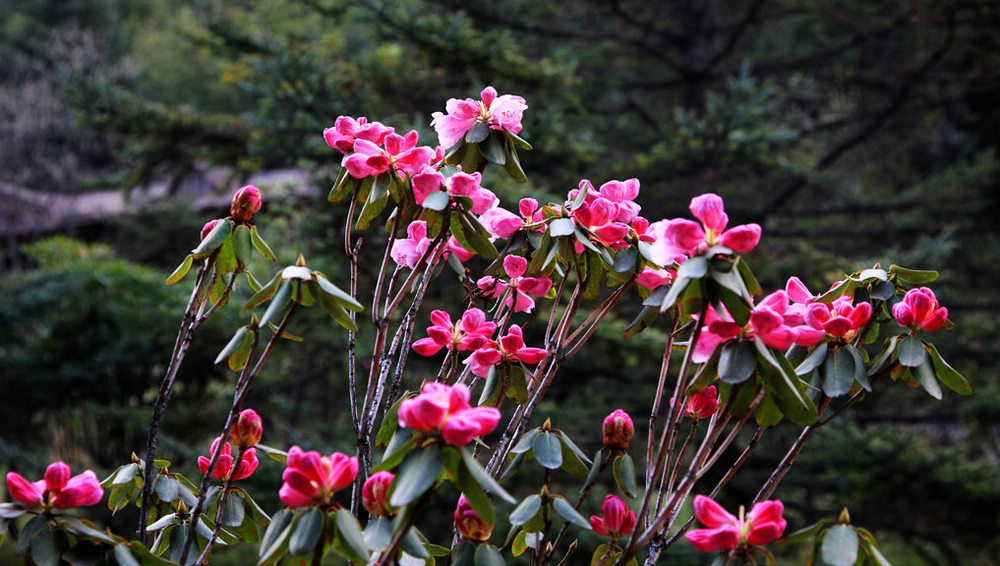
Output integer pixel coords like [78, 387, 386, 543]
[1, 0, 999, 564]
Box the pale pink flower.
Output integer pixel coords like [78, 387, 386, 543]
[602, 409, 634, 451]
[686, 495, 787, 552]
[397, 382, 501, 446]
[6, 462, 103, 509]
[480, 207, 524, 239]
[465, 325, 547, 378]
[323, 116, 394, 153]
[411, 166, 498, 214]
[412, 308, 497, 356]
[590, 495, 636, 539]
[198, 437, 258, 481]
[637, 266, 674, 290]
[390, 221, 474, 269]
[279, 446, 358, 507]
[648, 193, 761, 265]
[476, 255, 552, 313]
[893, 287, 948, 333]
[431, 86, 528, 149]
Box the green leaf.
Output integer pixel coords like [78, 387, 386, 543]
[509, 495, 542, 526]
[258, 280, 291, 327]
[481, 132, 507, 165]
[229, 328, 256, 371]
[192, 219, 232, 258]
[777, 520, 831, 545]
[452, 212, 499, 259]
[475, 543, 505, 566]
[466, 121, 491, 144]
[756, 340, 817, 426]
[113, 463, 139, 485]
[914, 357, 943, 400]
[549, 218, 576, 237]
[512, 530, 529, 557]
[255, 443, 288, 463]
[614, 247, 638, 274]
[334, 508, 369, 562]
[390, 446, 443, 507]
[719, 340, 758, 384]
[399, 524, 432, 559]
[460, 448, 516, 503]
[222, 492, 245, 527]
[29, 525, 58, 566]
[558, 439, 590, 476]
[146, 512, 178, 533]
[452, 542, 476, 566]
[820, 525, 859, 566]
[374, 429, 416, 472]
[457, 459, 496, 525]
[659, 277, 690, 312]
[502, 142, 528, 182]
[581, 449, 604, 493]
[613, 454, 637, 498]
[249, 226, 276, 261]
[845, 344, 871, 391]
[511, 428, 540, 454]
[795, 343, 829, 376]
[153, 475, 179, 503]
[506, 130, 533, 151]
[552, 496, 591, 530]
[114, 545, 141, 566]
[737, 258, 762, 296]
[233, 225, 252, 267]
[422, 190, 450, 211]
[925, 342, 971, 395]
[166, 255, 194, 285]
[313, 272, 363, 311]
[755, 391, 784, 428]
[897, 335, 926, 367]
[506, 365, 529, 404]
[888, 265, 938, 284]
[821, 345, 856, 397]
[871, 280, 896, 301]
[677, 256, 708, 279]
[215, 327, 248, 366]
[356, 187, 389, 230]
[258, 509, 294, 562]
[532, 432, 563, 470]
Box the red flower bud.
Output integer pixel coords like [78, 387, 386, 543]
[230, 409, 263, 448]
[603, 409, 634, 451]
[362, 471, 396, 517]
[230, 185, 262, 222]
[201, 219, 221, 240]
[454, 494, 494, 541]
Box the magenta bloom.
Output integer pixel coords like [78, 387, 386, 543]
[230, 185, 262, 222]
[686, 495, 787, 552]
[412, 166, 498, 214]
[198, 437, 259, 481]
[476, 255, 553, 313]
[200, 219, 221, 240]
[279, 446, 358, 508]
[602, 409, 634, 451]
[362, 471, 397, 517]
[397, 382, 501, 446]
[390, 221, 475, 269]
[431, 86, 528, 149]
[455, 493, 495, 541]
[465, 324, 548, 378]
[685, 385, 720, 419]
[323, 116, 394, 153]
[805, 297, 872, 340]
[412, 308, 497, 356]
[6, 462, 103, 509]
[590, 495, 636, 539]
[637, 266, 674, 290]
[649, 193, 761, 265]
[342, 130, 435, 179]
[229, 408, 263, 448]
[893, 287, 948, 333]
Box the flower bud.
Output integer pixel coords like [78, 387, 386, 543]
[200, 219, 221, 240]
[230, 185, 262, 222]
[603, 409, 634, 451]
[362, 471, 396, 517]
[454, 494, 494, 541]
[230, 409, 263, 448]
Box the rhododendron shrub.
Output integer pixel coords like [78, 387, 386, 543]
[1, 83, 970, 566]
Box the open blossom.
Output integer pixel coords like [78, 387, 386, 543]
[637, 266, 675, 290]
[390, 221, 474, 269]
[590, 495, 636, 539]
[412, 308, 497, 356]
[7, 462, 103, 509]
[893, 287, 948, 333]
[431, 86, 527, 149]
[685, 385, 719, 419]
[342, 130, 435, 179]
[231, 185, 262, 222]
[686, 495, 787, 552]
[279, 446, 358, 507]
[230, 408, 263, 448]
[649, 193, 761, 266]
[477, 255, 553, 313]
[602, 409, 634, 451]
[397, 382, 501, 446]
[804, 298, 872, 340]
[455, 494, 494, 541]
[323, 116, 394, 153]
[198, 437, 258, 481]
[411, 166, 498, 214]
[565, 180, 638, 249]
[465, 324, 548, 378]
[362, 471, 396, 517]
[480, 197, 545, 239]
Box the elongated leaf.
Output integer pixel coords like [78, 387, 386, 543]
[215, 327, 248, 366]
[192, 220, 231, 258]
[549, 218, 576, 237]
[845, 344, 871, 391]
[390, 446, 443, 507]
[719, 340, 758, 384]
[502, 141, 528, 182]
[335, 508, 369, 562]
[821, 525, 859, 566]
[457, 459, 496, 525]
[660, 277, 690, 312]
[466, 121, 490, 144]
[249, 226, 276, 261]
[114, 545, 141, 566]
[737, 258, 762, 295]
[926, 342, 971, 395]
[509, 495, 542, 526]
[258, 280, 291, 327]
[533, 432, 563, 469]
[113, 463, 139, 485]
[795, 343, 829, 376]
[258, 509, 294, 561]
[481, 132, 506, 165]
[511, 429, 540, 454]
[755, 391, 784, 428]
[756, 340, 817, 425]
[460, 448, 515, 503]
[558, 432, 592, 465]
[914, 358, 943, 400]
[897, 335, 926, 367]
[222, 492, 245, 527]
[613, 454, 637, 498]
[677, 256, 708, 279]
[614, 246, 638, 273]
[821, 346, 856, 397]
[552, 497, 591, 529]
[888, 265, 938, 284]
[422, 190, 450, 211]
[166, 255, 194, 285]
[581, 449, 604, 493]
[233, 225, 252, 267]
[475, 543, 505, 566]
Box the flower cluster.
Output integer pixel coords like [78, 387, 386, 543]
[649, 193, 761, 266]
[323, 116, 394, 153]
[412, 167, 498, 214]
[431, 86, 527, 149]
[198, 437, 259, 481]
[390, 220, 474, 269]
[464, 324, 548, 378]
[342, 130, 437, 179]
[397, 382, 501, 446]
[477, 256, 553, 313]
[893, 287, 948, 333]
[279, 446, 358, 508]
[411, 308, 496, 356]
[7, 462, 103, 509]
[230, 185, 262, 223]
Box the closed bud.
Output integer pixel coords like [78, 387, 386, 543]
[230, 185, 262, 222]
[455, 494, 494, 542]
[200, 219, 221, 240]
[229, 409, 263, 448]
[362, 471, 396, 517]
[602, 409, 634, 451]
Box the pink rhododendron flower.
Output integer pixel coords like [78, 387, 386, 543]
[465, 325, 548, 378]
[805, 298, 872, 340]
[362, 471, 396, 517]
[431, 86, 528, 149]
[455, 494, 494, 541]
[279, 446, 358, 507]
[590, 495, 636, 538]
[200, 219, 221, 240]
[323, 116, 394, 153]
[411, 166, 498, 214]
[397, 382, 501, 446]
[231, 185, 262, 222]
[648, 193, 761, 265]
[637, 266, 674, 290]
[342, 131, 435, 179]
[390, 221, 475, 269]
[480, 207, 524, 239]
[198, 437, 258, 481]
[477, 255, 553, 313]
[685, 385, 720, 419]
[229, 408, 263, 448]
[686, 495, 787, 552]
[412, 308, 497, 356]
[602, 409, 634, 451]
[567, 180, 633, 249]
[893, 287, 948, 333]
[6, 462, 103, 509]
